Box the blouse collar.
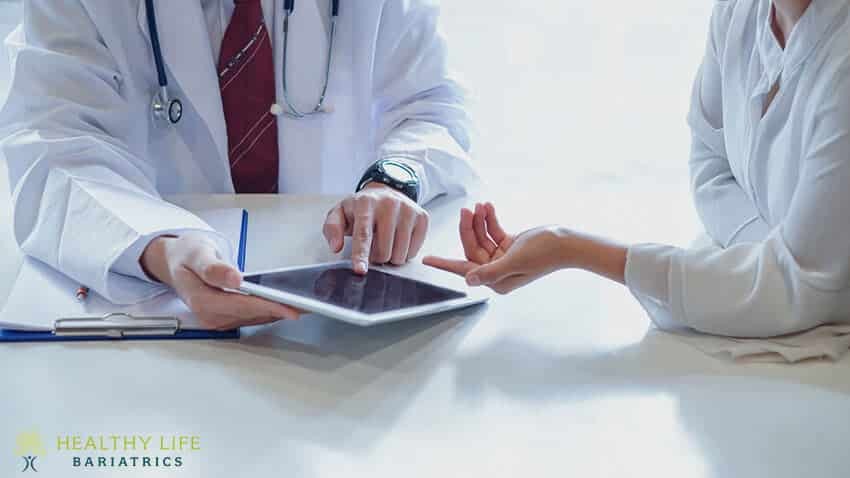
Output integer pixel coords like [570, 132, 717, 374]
[756, 0, 842, 85]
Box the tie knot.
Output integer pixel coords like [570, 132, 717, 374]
[234, 0, 260, 4]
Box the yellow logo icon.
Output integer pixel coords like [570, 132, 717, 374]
[15, 431, 45, 473]
[15, 431, 46, 456]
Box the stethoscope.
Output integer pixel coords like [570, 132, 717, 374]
[147, 0, 340, 126]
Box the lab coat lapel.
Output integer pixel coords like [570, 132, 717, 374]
[137, 0, 230, 170]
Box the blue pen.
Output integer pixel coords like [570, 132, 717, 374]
[238, 210, 248, 273]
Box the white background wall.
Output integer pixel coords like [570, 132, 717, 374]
[0, 1, 714, 301]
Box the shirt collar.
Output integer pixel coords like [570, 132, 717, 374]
[214, 0, 330, 35]
[756, 0, 841, 84]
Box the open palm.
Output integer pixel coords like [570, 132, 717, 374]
[424, 203, 514, 276]
[425, 203, 572, 294]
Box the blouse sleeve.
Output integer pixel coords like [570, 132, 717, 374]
[688, 3, 770, 247]
[626, 63, 850, 338]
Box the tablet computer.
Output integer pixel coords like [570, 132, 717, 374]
[239, 261, 488, 326]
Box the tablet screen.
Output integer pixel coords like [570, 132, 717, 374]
[243, 265, 466, 314]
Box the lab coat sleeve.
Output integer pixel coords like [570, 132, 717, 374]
[111, 235, 160, 282]
[688, 4, 770, 247]
[0, 0, 231, 304]
[625, 66, 850, 338]
[370, 0, 477, 205]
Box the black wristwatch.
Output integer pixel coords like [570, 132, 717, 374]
[356, 159, 420, 203]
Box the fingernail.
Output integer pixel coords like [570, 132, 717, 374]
[467, 274, 480, 286]
[356, 261, 368, 274]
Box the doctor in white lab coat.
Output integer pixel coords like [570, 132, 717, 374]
[0, 0, 476, 328]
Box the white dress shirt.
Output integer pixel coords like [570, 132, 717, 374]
[625, 0, 850, 337]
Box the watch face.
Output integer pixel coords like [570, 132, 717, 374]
[382, 162, 415, 183]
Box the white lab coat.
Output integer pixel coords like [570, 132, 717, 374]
[625, 0, 850, 338]
[0, 0, 476, 304]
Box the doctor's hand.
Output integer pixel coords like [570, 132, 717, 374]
[423, 203, 572, 295]
[140, 234, 301, 330]
[323, 183, 429, 275]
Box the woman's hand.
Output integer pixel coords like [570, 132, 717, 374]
[425, 203, 629, 292]
[423, 203, 572, 294]
[140, 233, 301, 330]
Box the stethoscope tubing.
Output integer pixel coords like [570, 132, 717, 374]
[145, 0, 168, 89]
[280, 10, 337, 118]
[148, 0, 339, 125]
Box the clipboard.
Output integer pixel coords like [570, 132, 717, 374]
[0, 314, 239, 342]
[0, 209, 249, 343]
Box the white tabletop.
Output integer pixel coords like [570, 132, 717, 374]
[2, 194, 850, 478]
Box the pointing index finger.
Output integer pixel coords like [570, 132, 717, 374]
[422, 256, 477, 277]
[351, 198, 375, 274]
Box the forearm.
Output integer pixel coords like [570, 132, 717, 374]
[558, 229, 628, 285]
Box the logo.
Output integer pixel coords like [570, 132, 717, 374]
[15, 431, 46, 473]
[12, 431, 200, 473]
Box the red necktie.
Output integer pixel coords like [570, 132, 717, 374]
[218, 0, 279, 193]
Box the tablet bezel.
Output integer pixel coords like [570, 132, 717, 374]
[238, 261, 488, 326]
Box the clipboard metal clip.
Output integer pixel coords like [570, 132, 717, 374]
[53, 313, 180, 338]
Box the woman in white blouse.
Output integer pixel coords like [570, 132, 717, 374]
[425, 0, 850, 338]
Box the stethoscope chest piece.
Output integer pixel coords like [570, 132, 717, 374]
[167, 98, 183, 124]
[146, 0, 182, 127]
[151, 88, 183, 126]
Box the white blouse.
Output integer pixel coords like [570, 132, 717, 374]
[625, 0, 850, 337]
